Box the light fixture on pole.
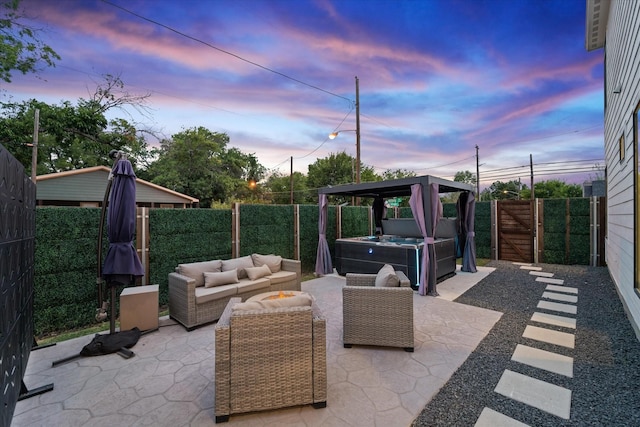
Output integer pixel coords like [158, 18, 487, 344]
[328, 77, 361, 185]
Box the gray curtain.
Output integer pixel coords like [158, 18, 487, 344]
[409, 184, 429, 295]
[315, 193, 333, 275]
[461, 191, 477, 272]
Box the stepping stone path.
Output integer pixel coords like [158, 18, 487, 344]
[474, 263, 577, 426]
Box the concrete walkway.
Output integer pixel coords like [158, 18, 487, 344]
[13, 266, 499, 426]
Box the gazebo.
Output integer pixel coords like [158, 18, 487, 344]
[315, 175, 477, 296]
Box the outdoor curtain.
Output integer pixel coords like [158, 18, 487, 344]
[457, 191, 477, 272]
[372, 197, 386, 235]
[409, 183, 441, 296]
[315, 193, 333, 276]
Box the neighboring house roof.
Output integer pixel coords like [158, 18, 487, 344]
[585, 0, 610, 51]
[36, 166, 199, 204]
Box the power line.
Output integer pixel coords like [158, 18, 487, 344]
[101, 0, 353, 105]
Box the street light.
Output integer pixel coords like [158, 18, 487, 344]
[502, 190, 520, 199]
[328, 76, 361, 185]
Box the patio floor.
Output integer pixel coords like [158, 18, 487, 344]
[13, 266, 500, 426]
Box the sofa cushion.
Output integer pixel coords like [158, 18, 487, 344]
[178, 260, 222, 287]
[245, 264, 272, 280]
[195, 283, 238, 304]
[204, 269, 239, 288]
[251, 253, 282, 273]
[375, 264, 399, 287]
[267, 270, 297, 285]
[232, 293, 313, 311]
[235, 277, 270, 294]
[221, 255, 254, 279]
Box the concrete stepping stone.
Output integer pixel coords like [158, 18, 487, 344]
[537, 300, 577, 315]
[545, 285, 578, 294]
[541, 292, 578, 304]
[523, 325, 575, 348]
[536, 277, 564, 285]
[531, 312, 576, 329]
[530, 271, 554, 277]
[512, 344, 573, 377]
[494, 370, 571, 419]
[520, 266, 542, 271]
[475, 407, 530, 426]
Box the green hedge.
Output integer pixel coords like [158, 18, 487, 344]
[542, 198, 590, 265]
[34, 199, 592, 336]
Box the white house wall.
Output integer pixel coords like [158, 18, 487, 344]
[602, 0, 640, 338]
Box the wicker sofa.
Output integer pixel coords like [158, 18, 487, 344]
[343, 267, 414, 351]
[214, 296, 327, 423]
[168, 254, 301, 330]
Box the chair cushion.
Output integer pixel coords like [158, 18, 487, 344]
[195, 284, 238, 304]
[235, 277, 271, 293]
[251, 253, 282, 273]
[267, 270, 297, 285]
[245, 264, 272, 280]
[222, 255, 254, 279]
[232, 293, 313, 311]
[204, 269, 239, 288]
[178, 260, 222, 287]
[375, 264, 399, 287]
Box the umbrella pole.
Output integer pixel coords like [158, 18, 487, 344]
[96, 178, 113, 320]
[110, 286, 117, 334]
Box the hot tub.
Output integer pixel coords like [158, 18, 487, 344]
[334, 235, 456, 290]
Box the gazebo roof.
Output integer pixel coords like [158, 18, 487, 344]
[317, 175, 474, 198]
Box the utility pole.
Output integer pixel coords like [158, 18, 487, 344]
[290, 156, 294, 204]
[530, 154, 534, 200]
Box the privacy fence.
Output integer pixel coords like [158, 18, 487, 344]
[33, 197, 605, 336]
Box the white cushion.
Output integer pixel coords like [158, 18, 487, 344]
[251, 253, 282, 273]
[203, 269, 239, 288]
[221, 255, 254, 279]
[245, 264, 272, 280]
[375, 264, 399, 287]
[178, 260, 222, 287]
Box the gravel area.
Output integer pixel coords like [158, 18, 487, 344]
[412, 261, 640, 426]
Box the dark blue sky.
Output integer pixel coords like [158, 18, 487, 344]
[8, 0, 604, 187]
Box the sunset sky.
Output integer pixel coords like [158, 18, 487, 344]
[6, 0, 605, 189]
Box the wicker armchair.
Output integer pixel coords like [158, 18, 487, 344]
[343, 270, 414, 352]
[214, 297, 327, 423]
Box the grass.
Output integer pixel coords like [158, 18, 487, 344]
[36, 261, 492, 345]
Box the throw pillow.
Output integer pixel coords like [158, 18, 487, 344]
[232, 293, 313, 311]
[375, 264, 399, 287]
[178, 260, 223, 287]
[245, 264, 272, 280]
[204, 269, 239, 288]
[251, 253, 283, 273]
[221, 255, 254, 279]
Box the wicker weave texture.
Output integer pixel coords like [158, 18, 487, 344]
[215, 298, 327, 420]
[169, 258, 302, 329]
[343, 272, 414, 349]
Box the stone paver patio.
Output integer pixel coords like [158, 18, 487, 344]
[13, 266, 499, 426]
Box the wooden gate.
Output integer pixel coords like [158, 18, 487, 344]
[497, 200, 534, 262]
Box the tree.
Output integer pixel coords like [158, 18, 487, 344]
[381, 169, 416, 181]
[454, 170, 477, 185]
[0, 75, 152, 175]
[483, 180, 525, 200]
[144, 126, 266, 207]
[307, 151, 378, 205]
[520, 179, 582, 199]
[1, 0, 60, 84]
[264, 171, 309, 204]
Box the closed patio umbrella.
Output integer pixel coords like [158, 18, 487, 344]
[52, 152, 144, 366]
[102, 153, 144, 334]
